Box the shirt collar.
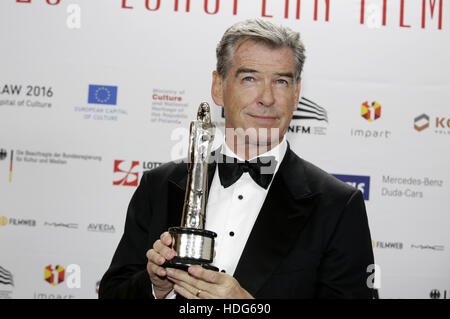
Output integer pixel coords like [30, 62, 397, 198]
[220, 136, 288, 176]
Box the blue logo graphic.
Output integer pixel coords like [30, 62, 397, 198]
[332, 174, 371, 200]
[88, 85, 117, 105]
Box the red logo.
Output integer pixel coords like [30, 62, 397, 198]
[113, 160, 139, 186]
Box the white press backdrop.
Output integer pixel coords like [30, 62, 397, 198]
[0, 0, 449, 299]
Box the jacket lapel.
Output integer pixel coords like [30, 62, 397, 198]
[233, 146, 318, 297]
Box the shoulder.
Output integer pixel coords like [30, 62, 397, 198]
[286, 148, 358, 202]
[286, 150, 370, 241]
[304, 159, 354, 194]
[141, 158, 187, 185]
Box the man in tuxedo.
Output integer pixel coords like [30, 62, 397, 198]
[99, 19, 375, 299]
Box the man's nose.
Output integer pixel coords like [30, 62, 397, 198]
[258, 81, 275, 107]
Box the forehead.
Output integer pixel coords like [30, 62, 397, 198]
[230, 39, 295, 73]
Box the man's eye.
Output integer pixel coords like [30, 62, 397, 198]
[242, 76, 254, 82]
[276, 79, 289, 85]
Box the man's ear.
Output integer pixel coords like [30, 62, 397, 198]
[211, 70, 224, 107]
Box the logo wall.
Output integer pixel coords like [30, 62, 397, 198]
[12, 0, 447, 31]
[0, 216, 36, 227]
[150, 88, 190, 124]
[361, 101, 381, 122]
[351, 101, 391, 139]
[332, 174, 371, 200]
[372, 241, 445, 252]
[0, 266, 14, 299]
[414, 114, 430, 131]
[74, 84, 127, 122]
[0, 149, 13, 182]
[88, 85, 117, 105]
[0, 149, 6, 160]
[414, 113, 449, 134]
[113, 160, 163, 187]
[44, 265, 65, 286]
[289, 97, 328, 135]
[0, 266, 14, 286]
[113, 160, 140, 186]
[35, 264, 81, 298]
[5, 0, 449, 301]
[0, 83, 54, 109]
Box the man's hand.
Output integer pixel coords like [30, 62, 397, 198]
[166, 265, 254, 299]
[146, 232, 177, 299]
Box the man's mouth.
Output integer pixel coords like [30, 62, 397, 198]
[248, 114, 277, 121]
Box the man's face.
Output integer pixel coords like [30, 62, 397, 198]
[212, 39, 301, 147]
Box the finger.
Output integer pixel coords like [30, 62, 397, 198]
[168, 277, 196, 295]
[166, 267, 215, 293]
[170, 279, 214, 299]
[146, 249, 166, 266]
[153, 240, 176, 260]
[188, 265, 223, 284]
[171, 277, 215, 299]
[198, 290, 214, 299]
[160, 232, 173, 246]
[146, 250, 167, 278]
[173, 284, 199, 300]
[149, 262, 167, 277]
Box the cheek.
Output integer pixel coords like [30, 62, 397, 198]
[229, 84, 259, 103]
[281, 91, 298, 113]
[225, 88, 256, 114]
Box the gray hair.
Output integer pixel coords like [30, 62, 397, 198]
[216, 19, 306, 82]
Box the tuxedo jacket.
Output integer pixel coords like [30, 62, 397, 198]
[99, 145, 375, 299]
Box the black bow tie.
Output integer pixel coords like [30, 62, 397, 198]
[217, 154, 277, 189]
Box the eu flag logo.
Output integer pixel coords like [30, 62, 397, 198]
[88, 85, 118, 105]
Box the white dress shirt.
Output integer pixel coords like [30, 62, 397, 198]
[153, 137, 287, 298]
[206, 137, 287, 275]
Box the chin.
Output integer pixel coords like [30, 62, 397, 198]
[248, 131, 281, 147]
[225, 123, 283, 146]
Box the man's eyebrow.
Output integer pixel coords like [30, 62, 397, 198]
[276, 72, 294, 78]
[234, 68, 294, 79]
[235, 68, 259, 77]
